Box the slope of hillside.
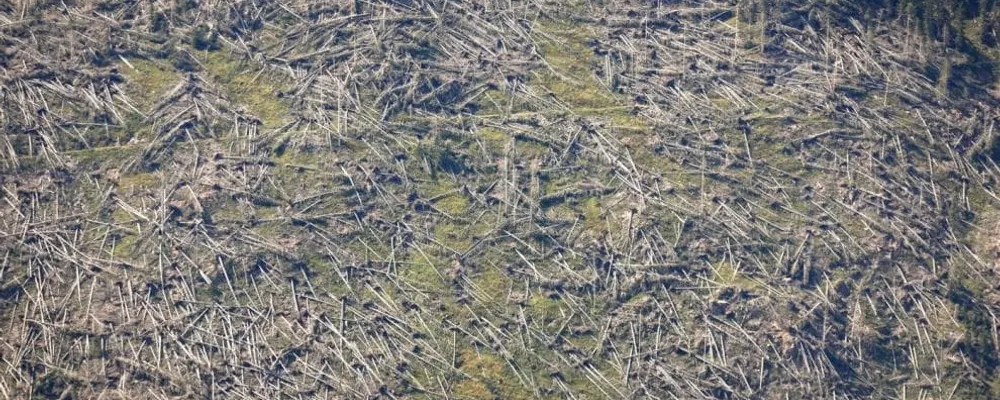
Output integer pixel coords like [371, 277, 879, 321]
[1, 0, 999, 398]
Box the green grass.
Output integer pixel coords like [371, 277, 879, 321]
[619, 131, 702, 187]
[962, 18, 1000, 66]
[466, 15, 625, 120]
[532, 20, 617, 110]
[434, 220, 493, 252]
[121, 58, 182, 111]
[111, 233, 140, 259]
[581, 196, 602, 232]
[712, 261, 761, 291]
[452, 378, 494, 399]
[474, 87, 526, 116]
[401, 248, 449, 291]
[117, 172, 160, 191]
[472, 266, 510, 300]
[477, 126, 510, 152]
[199, 51, 291, 128]
[456, 347, 533, 399]
[527, 293, 563, 324]
[68, 141, 144, 165]
[966, 186, 1000, 267]
[435, 194, 469, 215]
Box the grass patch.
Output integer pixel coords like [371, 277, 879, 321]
[962, 18, 1000, 65]
[472, 266, 510, 301]
[532, 19, 618, 109]
[69, 144, 143, 167]
[544, 203, 577, 220]
[478, 127, 510, 151]
[118, 172, 160, 191]
[532, 71, 616, 109]
[211, 199, 246, 221]
[527, 293, 563, 324]
[513, 138, 550, 160]
[401, 248, 449, 291]
[581, 196, 602, 233]
[199, 51, 291, 128]
[453, 378, 492, 399]
[457, 347, 532, 399]
[607, 111, 651, 132]
[712, 261, 760, 291]
[435, 194, 469, 215]
[475, 87, 529, 116]
[121, 58, 181, 110]
[753, 136, 804, 174]
[111, 233, 139, 259]
[433, 220, 492, 253]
